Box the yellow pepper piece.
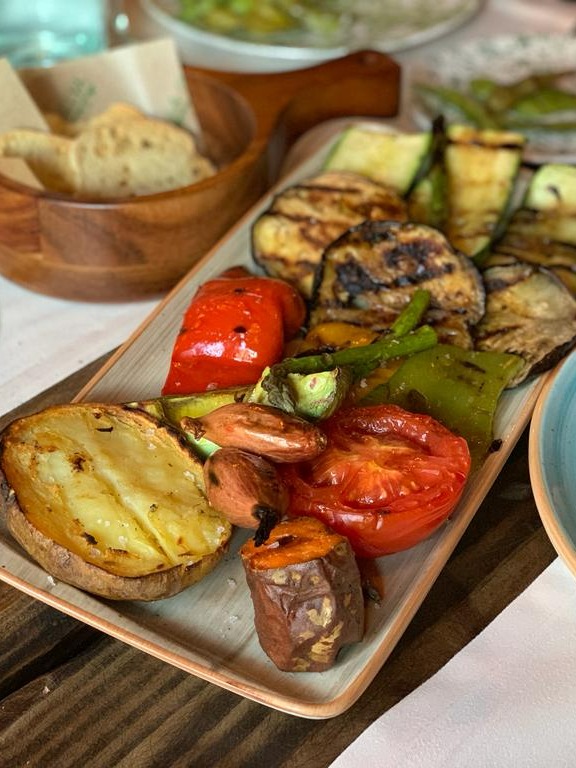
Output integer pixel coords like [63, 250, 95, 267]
[304, 322, 379, 351]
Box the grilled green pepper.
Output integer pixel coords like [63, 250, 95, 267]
[361, 344, 524, 462]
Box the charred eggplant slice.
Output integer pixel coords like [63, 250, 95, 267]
[310, 220, 485, 348]
[486, 214, 576, 296]
[251, 170, 407, 298]
[474, 262, 576, 386]
[486, 163, 576, 295]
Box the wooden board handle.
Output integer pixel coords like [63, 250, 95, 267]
[188, 50, 401, 178]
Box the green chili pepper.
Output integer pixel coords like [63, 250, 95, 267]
[360, 344, 524, 463]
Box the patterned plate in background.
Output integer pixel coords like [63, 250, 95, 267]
[409, 34, 576, 164]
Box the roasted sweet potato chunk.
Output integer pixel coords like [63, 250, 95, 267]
[241, 516, 364, 672]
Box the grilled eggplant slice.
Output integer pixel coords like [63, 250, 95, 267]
[443, 125, 525, 260]
[486, 212, 576, 296]
[251, 170, 407, 298]
[0, 403, 232, 601]
[486, 164, 576, 295]
[310, 220, 485, 348]
[474, 263, 576, 386]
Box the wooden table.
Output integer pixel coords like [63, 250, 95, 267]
[0, 353, 556, 767]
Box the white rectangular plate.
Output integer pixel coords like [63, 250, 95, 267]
[0, 124, 546, 718]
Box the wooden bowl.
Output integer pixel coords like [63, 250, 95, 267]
[0, 51, 400, 302]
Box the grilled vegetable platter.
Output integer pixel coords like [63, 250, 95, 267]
[1, 119, 575, 718]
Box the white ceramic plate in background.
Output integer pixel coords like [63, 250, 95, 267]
[133, 0, 483, 73]
[409, 34, 576, 165]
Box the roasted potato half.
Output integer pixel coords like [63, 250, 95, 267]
[0, 404, 232, 601]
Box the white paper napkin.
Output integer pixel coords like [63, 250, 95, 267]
[330, 558, 576, 768]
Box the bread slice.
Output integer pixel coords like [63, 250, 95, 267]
[45, 103, 146, 137]
[0, 103, 216, 198]
[70, 117, 215, 198]
[0, 129, 76, 192]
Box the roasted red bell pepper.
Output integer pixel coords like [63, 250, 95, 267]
[162, 269, 306, 394]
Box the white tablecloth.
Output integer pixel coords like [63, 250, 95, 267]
[330, 557, 576, 768]
[0, 278, 157, 415]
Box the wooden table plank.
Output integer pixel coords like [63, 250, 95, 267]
[0, 581, 96, 700]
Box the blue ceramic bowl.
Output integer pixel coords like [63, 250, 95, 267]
[530, 350, 576, 577]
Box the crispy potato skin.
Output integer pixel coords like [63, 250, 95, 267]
[1, 482, 226, 601]
[0, 403, 231, 601]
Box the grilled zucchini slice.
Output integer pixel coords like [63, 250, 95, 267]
[310, 220, 485, 348]
[524, 163, 576, 216]
[323, 125, 433, 195]
[251, 170, 407, 298]
[443, 125, 525, 260]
